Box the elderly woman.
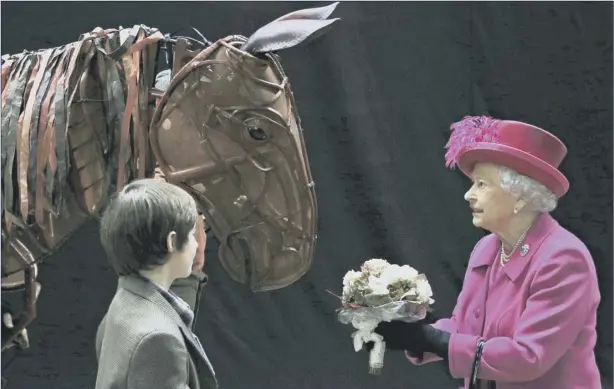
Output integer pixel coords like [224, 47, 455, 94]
[373, 117, 601, 389]
[95, 179, 217, 389]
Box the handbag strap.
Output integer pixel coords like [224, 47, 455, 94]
[468, 339, 486, 389]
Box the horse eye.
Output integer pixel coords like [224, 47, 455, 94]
[247, 127, 267, 141]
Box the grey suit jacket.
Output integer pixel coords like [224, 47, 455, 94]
[95, 274, 217, 389]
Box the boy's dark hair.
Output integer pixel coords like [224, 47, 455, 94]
[100, 179, 198, 276]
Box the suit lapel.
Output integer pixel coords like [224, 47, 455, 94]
[468, 234, 499, 269]
[178, 323, 216, 375]
[175, 314, 218, 389]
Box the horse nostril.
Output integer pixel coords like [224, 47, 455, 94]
[247, 127, 267, 141]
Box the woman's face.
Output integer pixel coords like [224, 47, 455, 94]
[463, 162, 518, 233]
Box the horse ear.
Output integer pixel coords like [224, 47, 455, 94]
[241, 2, 340, 54]
[271, 2, 339, 22]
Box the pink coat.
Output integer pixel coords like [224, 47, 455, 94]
[408, 213, 602, 389]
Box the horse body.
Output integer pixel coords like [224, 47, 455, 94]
[1, 3, 340, 351]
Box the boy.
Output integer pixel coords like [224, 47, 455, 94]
[95, 179, 217, 389]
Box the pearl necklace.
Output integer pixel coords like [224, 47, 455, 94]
[499, 223, 532, 266]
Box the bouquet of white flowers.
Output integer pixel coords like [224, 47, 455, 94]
[333, 258, 434, 375]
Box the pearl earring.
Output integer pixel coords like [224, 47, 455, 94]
[513, 208, 518, 214]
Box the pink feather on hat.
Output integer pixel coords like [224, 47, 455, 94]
[444, 116, 502, 168]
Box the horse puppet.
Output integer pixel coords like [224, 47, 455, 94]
[0, 2, 340, 355]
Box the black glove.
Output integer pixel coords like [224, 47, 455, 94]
[372, 314, 451, 360]
[364, 312, 436, 353]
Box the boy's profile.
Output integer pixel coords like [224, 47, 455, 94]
[95, 179, 217, 389]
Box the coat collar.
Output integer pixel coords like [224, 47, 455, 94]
[119, 275, 186, 326]
[468, 213, 559, 281]
[118, 275, 216, 378]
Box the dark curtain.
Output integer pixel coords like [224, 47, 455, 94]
[1, 2, 611, 389]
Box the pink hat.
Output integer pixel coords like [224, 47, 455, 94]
[444, 116, 570, 197]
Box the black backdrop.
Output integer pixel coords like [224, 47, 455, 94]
[1, 2, 612, 389]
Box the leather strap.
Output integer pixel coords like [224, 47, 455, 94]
[117, 27, 161, 190]
[129, 28, 163, 183]
[2, 55, 30, 231]
[1, 55, 27, 167]
[138, 36, 160, 178]
[47, 44, 74, 205]
[132, 30, 145, 180]
[51, 42, 77, 208]
[66, 37, 102, 212]
[26, 50, 63, 219]
[126, 27, 164, 56]
[85, 26, 163, 191]
[107, 25, 139, 61]
[3, 55, 35, 230]
[18, 51, 48, 221]
[53, 34, 94, 209]
[102, 51, 125, 193]
[92, 32, 120, 192]
[35, 48, 69, 225]
[116, 42, 140, 191]
[1, 56, 18, 107]
[469, 339, 486, 389]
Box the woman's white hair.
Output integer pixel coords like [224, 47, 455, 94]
[498, 166, 559, 213]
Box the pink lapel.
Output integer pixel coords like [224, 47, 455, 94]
[501, 213, 559, 281]
[468, 234, 499, 269]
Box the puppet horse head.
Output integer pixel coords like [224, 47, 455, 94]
[150, 2, 340, 291]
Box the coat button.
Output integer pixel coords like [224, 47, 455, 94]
[474, 309, 481, 318]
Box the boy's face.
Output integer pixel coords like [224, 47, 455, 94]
[167, 222, 199, 279]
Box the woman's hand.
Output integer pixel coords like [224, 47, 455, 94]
[373, 320, 426, 351]
[372, 314, 451, 359]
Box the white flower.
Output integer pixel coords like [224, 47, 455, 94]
[379, 264, 418, 285]
[367, 275, 390, 296]
[343, 270, 362, 288]
[397, 265, 419, 280]
[362, 258, 390, 276]
[415, 277, 434, 304]
[342, 270, 363, 301]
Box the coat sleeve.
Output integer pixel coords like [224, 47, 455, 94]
[447, 248, 596, 382]
[407, 237, 489, 366]
[127, 331, 190, 389]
